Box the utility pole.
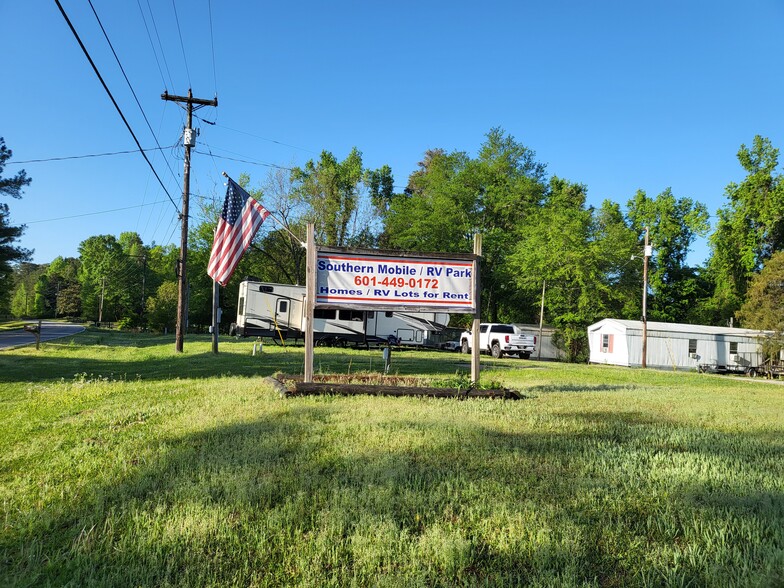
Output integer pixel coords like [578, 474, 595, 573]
[99, 276, 106, 325]
[538, 279, 546, 361]
[161, 89, 218, 352]
[642, 226, 651, 368]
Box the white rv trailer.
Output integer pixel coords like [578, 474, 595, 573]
[234, 280, 452, 347]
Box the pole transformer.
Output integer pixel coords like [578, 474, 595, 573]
[161, 89, 218, 352]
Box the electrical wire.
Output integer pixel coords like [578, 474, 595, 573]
[22, 200, 169, 224]
[207, 0, 218, 101]
[54, 0, 180, 215]
[87, 0, 180, 186]
[193, 147, 294, 171]
[145, 0, 176, 91]
[136, 0, 168, 91]
[8, 145, 174, 165]
[200, 119, 317, 154]
[170, 0, 192, 89]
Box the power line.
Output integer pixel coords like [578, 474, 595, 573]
[143, 0, 176, 91]
[136, 0, 168, 90]
[88, 0, 180, 186]
[170, 0, 191, 88]
[21, 200, 169, 224]
[203, 120, 318, 154]
[194, 146, 294, 171]
[207, 0, 218, 100]
[7, 145, 174, 165]
[54, 0, 180, 215]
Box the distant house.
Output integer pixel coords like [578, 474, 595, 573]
[587, 319, 772, 371]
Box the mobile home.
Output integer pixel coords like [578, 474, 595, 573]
[588, 319, 772, 372]
[234, 280, 451, 347]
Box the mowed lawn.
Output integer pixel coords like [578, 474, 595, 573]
[1, 329, 782, 587]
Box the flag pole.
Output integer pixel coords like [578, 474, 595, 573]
[221, 172, 306, 247]
[211, 278, 219, 354]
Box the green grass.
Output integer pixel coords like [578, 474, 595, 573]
[1, 328, 783, 586]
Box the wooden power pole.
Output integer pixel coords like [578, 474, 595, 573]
[161, 89, 217, 352]
[642, 226, 651, 368]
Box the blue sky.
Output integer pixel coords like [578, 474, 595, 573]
[2, 1, 784, 266]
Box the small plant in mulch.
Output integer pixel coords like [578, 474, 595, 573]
[270, 371, 523, 399]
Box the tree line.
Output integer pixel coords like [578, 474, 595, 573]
[2, 129, 783, 360]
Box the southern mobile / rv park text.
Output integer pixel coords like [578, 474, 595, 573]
[315, 252, 475, 308]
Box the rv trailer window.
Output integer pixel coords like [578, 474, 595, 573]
[260, 285, 274, 293]
[730, 342, 738, 354]
[238, 297, 244, 316]
[688, 339, 697, 354]
[314, 309, 336, 319]
[339, 310, 364, 321]
[367, 311, 375, 318]
[385, 311, 394, 318]
[278, 300, 288, 313]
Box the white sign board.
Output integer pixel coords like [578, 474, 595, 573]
[316, 250, 476, 313]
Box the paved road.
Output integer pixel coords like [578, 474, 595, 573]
[0, 322, 85, 350]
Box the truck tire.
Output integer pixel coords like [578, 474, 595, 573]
[461, 339, 470, 354]
[491, 342, 501, 359]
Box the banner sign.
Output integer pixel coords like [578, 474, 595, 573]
[316, 250, 477, 313]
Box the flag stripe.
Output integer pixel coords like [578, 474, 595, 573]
[207, 180, 269, 286]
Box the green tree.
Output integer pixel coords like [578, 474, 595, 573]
[385, 129, 549, 323]
[145, 281, 178, 333]
[9, 262, 45, 318]
[509, 178, 631, 361]
[0, 137, 32, 313]
[386, 149, 477, 252]
[737, 250, 784, 354]
[626, 188, 710, 323]
[291, 148, 372, 247]
[78, 235, 124, 322]
[708, 136, 784, 322]
[10, 281, 28, 317]
[47, 256, 81, 317]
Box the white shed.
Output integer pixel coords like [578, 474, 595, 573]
[587, 319, 771, 371]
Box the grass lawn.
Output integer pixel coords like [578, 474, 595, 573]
[1, 329, 782, 587]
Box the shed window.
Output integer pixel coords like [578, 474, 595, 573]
[688, 339, 697, 354]
[601, 334, 613, 353]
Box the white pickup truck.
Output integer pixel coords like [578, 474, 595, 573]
[460, 323, 536, 359]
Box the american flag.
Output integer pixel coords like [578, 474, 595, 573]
[207, 178, 270, 286]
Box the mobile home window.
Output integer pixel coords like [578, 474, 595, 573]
[730, 342, 738, 354]
[688, 339, 697, 354]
